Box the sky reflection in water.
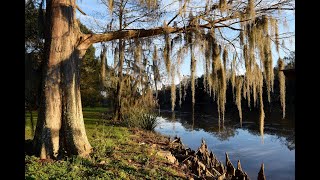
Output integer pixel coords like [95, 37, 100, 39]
[155, 111, 295, 180]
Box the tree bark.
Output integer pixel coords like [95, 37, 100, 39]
[114, 2, 124, 121]
[33, 0, 91, 159]
[100, 45, 107, 89]
[115, 39, 124, 121]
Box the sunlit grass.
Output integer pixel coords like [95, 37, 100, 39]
[25, 107, 185, 179]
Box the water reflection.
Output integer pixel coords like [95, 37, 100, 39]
[155, 109, 295, 179]
[260, 109, 264, 144]
[158, 109, 294, 150]
[192, 105, 194, 131]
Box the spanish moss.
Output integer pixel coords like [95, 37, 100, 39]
[219, 0, 227, 12]
[231, 55, 236, 96]
[223, 47, 228, 72]
[164, 33, 171, 74]
[108, 0, 114, 15]
[278, 58, 286, 119]
[275, 19, 280, 54]
[191, 49, 196, 105]
[211, 39, 227, 124]
[258, 66, 265, 143]
[114, 47, 119, 70]
[236, 77, 243, 126]
[134, 39, 142, 67]
[171, 65, 176, 112]
[152, 45, 160, 99]
[247, 0, 255, 20]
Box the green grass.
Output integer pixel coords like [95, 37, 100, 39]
[25, 107, 186, 179]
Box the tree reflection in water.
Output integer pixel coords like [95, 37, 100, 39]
[158, 108, 295, 151]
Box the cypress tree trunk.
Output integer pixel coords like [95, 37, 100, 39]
[33, 0, 91, 159]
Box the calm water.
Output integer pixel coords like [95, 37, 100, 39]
[155, 109, 295, 180]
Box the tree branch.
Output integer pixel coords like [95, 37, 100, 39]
[215, 24, 242, 31]
[167, 0, 188, 26]
[83, 23, 212, 46]
[258, 7, 295, 11]
[76, 5, 87, 15]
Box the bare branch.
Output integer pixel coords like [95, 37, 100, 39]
[167, 0, 188, 26]
[258, 7, 294, 11]
[76, 5, 87, 15]
[215, 24, 242, 31]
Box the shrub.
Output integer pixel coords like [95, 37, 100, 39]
[123, 107, 158, 131]
[139, 113, 158, 131]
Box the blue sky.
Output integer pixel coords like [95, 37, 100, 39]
[76, 0, 295, 83]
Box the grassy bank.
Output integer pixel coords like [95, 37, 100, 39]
[25, 107, 187, 179]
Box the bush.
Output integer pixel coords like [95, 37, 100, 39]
[139, 113, 158, 131]
[123, 107, 158, 131]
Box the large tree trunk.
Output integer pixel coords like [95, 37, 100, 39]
[33, 0, 91, 159]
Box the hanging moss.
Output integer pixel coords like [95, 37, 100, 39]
[191, 51, 196, 105]
[147, 0, 157, 9]
[247, 0, 255, 20]
[259, 74, 265, 144]
[211, 44, 219, 100]
[251, 63, 260, 107]
[243, 43, 254, 108]
[283, 17, 289, 31]
[263, 34, 274, 103]
[179, 78, 183, 108]
[223, 47, 228, 72]
[117, 2, 291, 131]
[108, 0, 114, 15]
[204, 32, 213, 95]
[134, 39, 142, 67]
[211, 39, 227, 124]
[182, 77, 189, 102]
[171, 65, 176, 112]
[220, 58, 227, 123]
[231, 55, 236, 97]
[219, 0, 227, 12]
[246, 15, 274, 104]
[138, 0, 158, 10]
[114, 46, 119, 69]
[181, 0, 190, 16]
[175, 52, 183, 108]
[152, 45, 158, 65]
[236, 77, 243, 126]
[278, 58, 286, 119]
[262, 15, 269, 34]
[241, 18, 269, 126]
[152, 45, 160, 81]
[275, 19, 280, 54]
[163, 33, 171, 74]
[242, 45, 249, 104]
